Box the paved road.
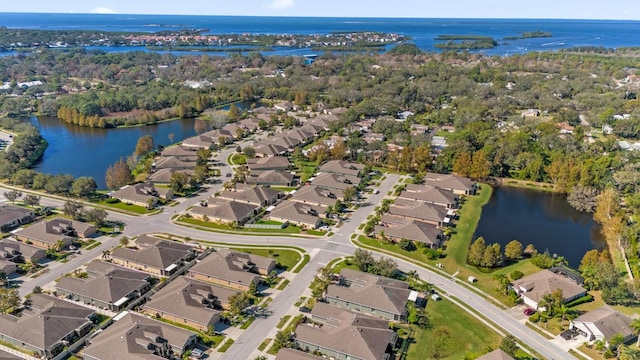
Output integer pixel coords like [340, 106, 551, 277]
[6, 145, 578, 359]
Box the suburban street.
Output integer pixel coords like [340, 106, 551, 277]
[4, 145, 578, 360]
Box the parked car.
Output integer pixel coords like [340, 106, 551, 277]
[190, 348, 204, 359]
[524, 308, 535, 316]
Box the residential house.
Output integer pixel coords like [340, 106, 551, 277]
[363, 133, 386, 144]
[423, 173, 477, 195]
[0, 238, 46, 263]
[570, 307, 636, 347]
[247, 157, 291, 172]
[291, 185, 342, 207]
[142, 276, 241, 332]
[110, 235, 195, 276]
[477, 349, 515, 360]
[188, 248, 275, 291]
[374, 216, 444, 249]
[55, 260, 151, 311]
[0, 204, 35, 232]
[398, 184, 459, 209]
[388, 199, 450, 227]
[521, 109, 541, 117]
[238, 118, 262, 132]
[254, 142, 288, 157]
[312, 173, 360, 192]
[513, 270, 587, 310]
[0, 294, 96, 359]
[189, 198, 258, 226]
[148, 168, 195, 185]
[326, 269, 413, 322]
[294, 302, 397, 360]
[82, 312, 197, 360]
[410, 124, 430, 136]
[319, 160, 364, 177]
[111, 183, 166, 208]
[181, 134, 213, 149]
[216, 184, 281, 207]
[269, 201, 325, 229]
[160, 145, 198, 159]
[0, 349, 22, 360]
[14, 218, 96, 250]
[246, 170, 295, 187]
[276, 348, 324, 360]
[274, 101, 294, 112]
[153, 156, 196, 171]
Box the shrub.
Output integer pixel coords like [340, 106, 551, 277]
[528, 312, 540, 322]
[510, 270, 524, 280]
[564, 294, 594, 307]
[398, 239, 416, 252]
[424, 248, 441, 260]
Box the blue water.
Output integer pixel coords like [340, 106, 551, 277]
[1, 13, 640, 56]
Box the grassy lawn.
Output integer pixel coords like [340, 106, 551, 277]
[294, 159, 318, 183]
[500, 178, 557, 193]
[233, 248, 301, 271]
[256, 219, 285, 225]
[292, 254, 310, 273]
[306, 229, 327, 236]
[230, 153, 247, 165]
[240, 316, 256, 329]
[257, 338, 271, 351]
[217, 339, 235, 352]
[276, 315, 291, 329]
[93, 199, 151, 214]
[578, 344, 606, 360]
[180, 217, 302, 235]
[270, 186, 299, 192]
[407, 299, 501, 360]
[277, 279, 290, 290]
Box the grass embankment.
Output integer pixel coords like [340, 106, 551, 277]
[407, 298, 502, 360]
[179, 217, 302, 234]
[92, 199, 151, 214]
[294, 159, 318, 183]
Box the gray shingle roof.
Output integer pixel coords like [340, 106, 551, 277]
[246, 170, 294, 186]
[388, 200, 448, 223]
[399, 184, 459, 206]
[291, 185, 341, 207]
[14, 218, 93, 246]
[269, 201, 324, 227]
[375, 217, 443, 246]
[190, 200, 257, 223]
[246, 156, 291, 171]
[275, 348, 323, 360]
[111, 184, 159, 204]
[423, 173, 476, 193]
[296, 302, 395, 360]
[312, 173, 360, 191]
[319, 160, 364, 177]
[82, 312, 195, 360]
[216, 185, 281, 206]
[513, 269, 587, 305]
[189, 248, 273, 286]
[111, 236, 193, 272]
[0, 294, 95, 351]
[572, 306, 634, 341]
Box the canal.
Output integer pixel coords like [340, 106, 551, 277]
[473, 186, 605, 267]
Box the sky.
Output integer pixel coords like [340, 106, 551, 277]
[0, 0, 638, 20]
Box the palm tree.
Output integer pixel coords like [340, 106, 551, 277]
[557, 304, 570, 328]
[406, 270, 419, 283]
[619, 345, 640, 360]
[610, 333, 625, 357]
[594, 339, 606, 355]
[101, 250, 111, 261]
[631, 318, 640, 347]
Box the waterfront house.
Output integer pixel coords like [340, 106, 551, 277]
[153, 156, 196, 171]
[326, 269, 413, 322]
[148, 168, 196, 185]
[0, 294, 96, 359]
[160, 145, 198, 159]
[188, 248, 275, 291]
[513, 270, 587, 310]
[388, 199, 450, 227]
[110, 235, 195, 276]
[374, 216, 444, 248]
[398, 184, 459, 209]
[142, 276, 241, 332]
[269, 201, 325, 229]
[238, 118, 262, 132]
[189, 198, 258, 226]
[82, 312, 197, 360]
[110, 183, 171, 208]
[13, 217, 96, 250]
[570, 307, 635, 347]
[56, 260, 151, 311]
[0, 204, 35, 232]
[423, 173, 477, 195]
[181, 134, 213, 149]
[0, 238, 46, 263]
[294, 302, 397, 360]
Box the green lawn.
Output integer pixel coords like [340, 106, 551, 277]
[292, 254, 310, 273]
[277, 279, 290, 290]
[257, 338, 271, 351]
[294, 159, 318, 183]
[276, 315, 291, 329]
[230, 153, 247, 165]
[179, 217, 302, 235]
[256, 219, 285, 225]
[306, 229, 327, 236]
[407, 299, 502, 360]
[233, 248, 301, 271]
[270, 186, 299, 192]
[93, 199, 151, 214]
[217, 339, 235, 352]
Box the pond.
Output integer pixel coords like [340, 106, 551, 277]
[31, 116, 197, 189]
[473, 186, 605, 267]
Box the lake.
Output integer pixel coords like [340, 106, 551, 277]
[30, 116, 197, 189]
[473, 186, 605, 267]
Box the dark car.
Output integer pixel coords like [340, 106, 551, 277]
[299, 306, 311, 313]
[524, 308, 535, 316]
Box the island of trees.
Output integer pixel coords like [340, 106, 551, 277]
[503, 31, 553, 40]
[434, 35, 498, 49]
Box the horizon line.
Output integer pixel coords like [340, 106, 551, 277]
[0, 11, 637, 22]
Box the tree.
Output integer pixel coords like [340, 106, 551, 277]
[119, 236, 130, 247]
[170, 172, 190, 193]
[499, 335, 519, 358]
[243, 146, 256, 159]
[0, 288, 20, 314]
[619, 345, 640, 360]
[101, 250, 111, 261]
[3, 190, 20, 204]
[567, 185, 598, 212]
[398, 239, 416, 251]
[71, 177, 97, 198]
[227, 104, 241, 122]
[610, 333, 625, 354]
[23, 194, 40, 209]
[134, 135, 155, 157]
[469, 151, 490, 181]
[105, 158, 133, 189]
[44, 174, 74, 194]
[504, 240, 523, 261]
[631, 318, 640, 347]
[84, 208, 108, 227]
[63, 200, 84, 218]
[228, 292, 251, 316]
[272, 330, 292, 352]
[248, 281, 258, 297]
[311, 264, 333, 299]
[343, 186, 357, 202]
[467, 237, 486, 266]
[354, 248, 375, 273]
[494, 273, 510, 295]
[453, 151, 472, 177]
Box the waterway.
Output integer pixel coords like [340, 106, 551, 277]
[473, 186, 605, 267]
